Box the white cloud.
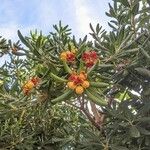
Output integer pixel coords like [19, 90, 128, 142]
[0, 0, 54, 41]
[73, 0, 96, 39]
[0, 23, 37, 41]
[0, 55, 8, 67]
[0, 0, 110, 41]
[0, 24, 17, 40]
[73, 0, 104, 39]
[36, 0, 56, 28]
[73, 0, 111, 39]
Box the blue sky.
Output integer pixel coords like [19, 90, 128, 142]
[0, 0, 112, 40]
[0, 0, 112, 65]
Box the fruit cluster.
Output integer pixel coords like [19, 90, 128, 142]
[23, 77, 40, 95]
[60, 51, 75, 63]
[67, 71, 90, 94]
[82, 51, 98, 68]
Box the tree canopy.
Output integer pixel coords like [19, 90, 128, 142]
[0, 0, 150, 149]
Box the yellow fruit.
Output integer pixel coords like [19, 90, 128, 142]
[60, 52, 67, 61]
[79, 71, 87, 80]
[75, 86, 84, 94]
[67, 82, 76, 89]
[23, 81, 35, 95]
[82, 80, 90, 88]
[24, 81, 34, 89]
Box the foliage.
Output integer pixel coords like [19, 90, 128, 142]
[0, 0, 150, 149]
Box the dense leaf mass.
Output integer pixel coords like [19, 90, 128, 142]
[0, 0, 150, 149]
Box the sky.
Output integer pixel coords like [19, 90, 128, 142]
[0, 0, 112, 65]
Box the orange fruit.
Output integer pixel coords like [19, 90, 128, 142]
[67, 81, 76, 89]
[23, 81, 35, 95]
[75, 86, 84, 94]
[24, 81, 34, 89]
[82, 80, 90, 88]
[60, 52, 67, 61]
[79, 71, 87, 80]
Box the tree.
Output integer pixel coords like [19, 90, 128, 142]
[0, 0, 150, 149]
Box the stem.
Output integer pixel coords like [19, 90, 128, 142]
[66, 97, 102, 130]
[90, 101, 101, 124]
[131, 14, 136, 38]
[129, 0, 137, 38]
[82, 109, 101, 130]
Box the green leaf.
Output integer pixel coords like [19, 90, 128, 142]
[36, 35, 43, 49]
[117, 25, 125, 45]
[85, 89, 107, 106]
[17, 30, 33, 50]
[50, 73, 68, 82]
[135, 68, 150, 78]
[98, 64, 114, 69]
[96, 23, 102, 34]
[138, 127, 150, 135]
[78, 60, 84, 72]
[139, 15, 150, 26]
[105, 12, 112, 17]
[116, 0, 130, 7]
[12, 51, 26, 56]
[129, 126, 140, 138]
[111, 145, 129, 150]
[139, 46, 150, 59]
[137, 117, 150, 122]
[62, 61, 72, 74]
[108, 22, 117, 30]
[89, 23, 95, 33]
[51, 89, 73, 104]
[108, 3, 116, 17]
[145, 136, 150, 146]
[131, 3, 139, 15]
[82, 35, 87, 43]
[90, 82, 109, 88]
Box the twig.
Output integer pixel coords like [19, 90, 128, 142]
[90, 101, 101, 124]
[82, 108, 101, 130]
